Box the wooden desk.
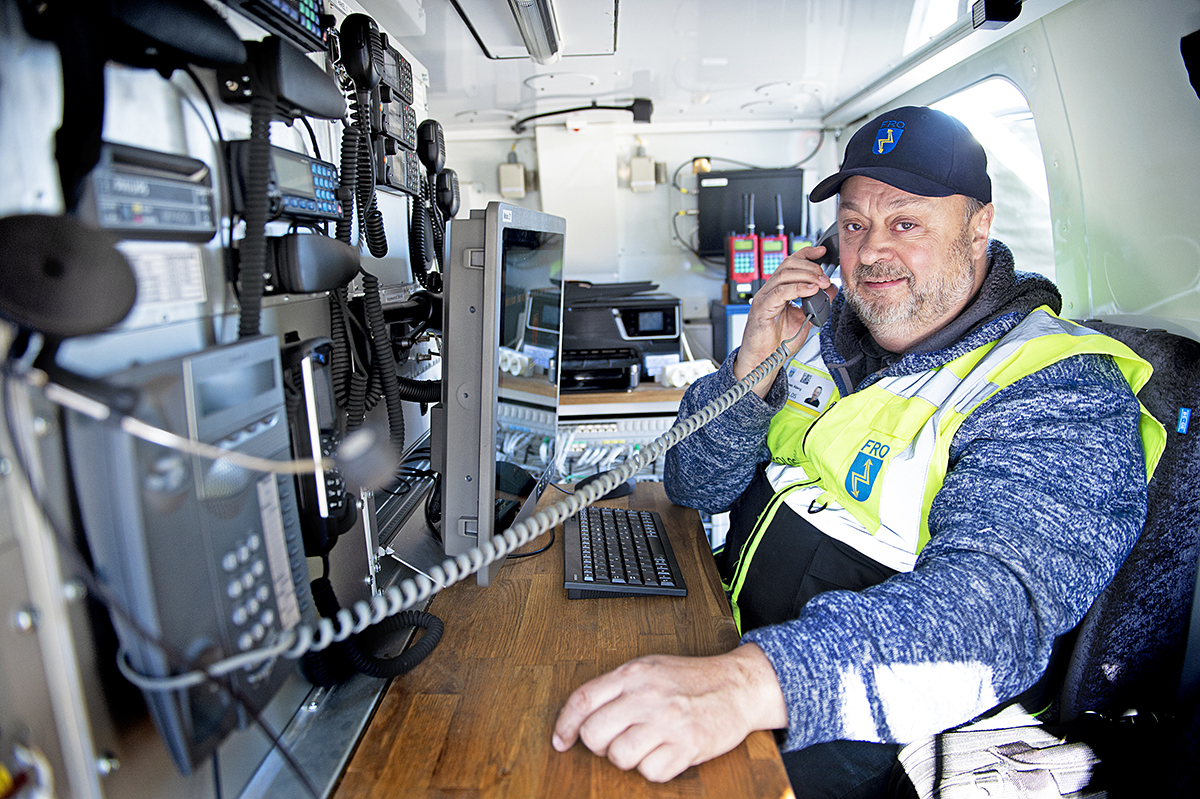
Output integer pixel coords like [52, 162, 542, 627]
[557, 383, 687, 407]
[333, 483, 791, 798]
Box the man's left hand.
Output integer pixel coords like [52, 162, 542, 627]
[551, 643, 788, 782]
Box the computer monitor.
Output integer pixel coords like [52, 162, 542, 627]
[431, 202, 566, 586]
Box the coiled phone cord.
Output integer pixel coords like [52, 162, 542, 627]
[351, 90, 388, 258]
[236, 94, 275, 340]
[361, 272, 406, 455]
[119, 327, 807, 692]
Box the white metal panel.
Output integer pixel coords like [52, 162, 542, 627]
[535, 125, 620, 279]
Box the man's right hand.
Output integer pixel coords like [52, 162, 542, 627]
[734, 245, 835, 397]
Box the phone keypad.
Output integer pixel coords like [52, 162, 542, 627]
[320, 432, 347, 514]
[223, 532, 278, 651]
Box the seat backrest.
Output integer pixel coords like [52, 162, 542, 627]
[1058, 321, 1200, 722]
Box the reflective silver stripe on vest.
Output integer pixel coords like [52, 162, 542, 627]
[769, 310, 1090, 572]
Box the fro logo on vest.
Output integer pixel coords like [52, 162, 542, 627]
[845, 440, 890, 501]
[875, 121, 904, 154]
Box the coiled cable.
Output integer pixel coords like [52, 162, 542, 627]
[118, 328, 806, 691]
[236, 94, 275, 339]
[351, 90, 387, 258]
[303, 576, 443, 684]
[334, 120, 358, 247]
[361, 272, 406, 454]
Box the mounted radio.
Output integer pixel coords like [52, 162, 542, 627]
[227, 141, 343, 222]
[79, 141, 217, 242]
[380, 41, 414, 106]
[374, 143, 421, 196]
[376, 97, 418, 152]
[220, 0, 329, 53]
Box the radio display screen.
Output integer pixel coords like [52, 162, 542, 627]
[197, 360, 277, 417]
[274, 154, 314, 196]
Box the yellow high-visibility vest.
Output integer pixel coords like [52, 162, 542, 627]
[727, 307, 1166, 631]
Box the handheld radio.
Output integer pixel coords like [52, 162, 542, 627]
[758, 194, 789, 281]
[727, 193, 759, 301]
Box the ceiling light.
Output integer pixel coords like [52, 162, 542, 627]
[507, 0, 562, 65]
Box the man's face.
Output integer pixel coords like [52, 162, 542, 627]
[837, 176, 991, 351]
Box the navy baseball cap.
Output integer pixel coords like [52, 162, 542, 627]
[809, 106, 991, 204]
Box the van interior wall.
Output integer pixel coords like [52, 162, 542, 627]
[887, 0, 1200, 340]
[445, 126, 835, 306]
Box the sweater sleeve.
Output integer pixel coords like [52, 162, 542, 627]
[663, 348, 788, 513]
[741, 353, 1150, 752]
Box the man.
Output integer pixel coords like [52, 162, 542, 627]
[551, 106, 1164, 796]
[803, 385, 822, 407]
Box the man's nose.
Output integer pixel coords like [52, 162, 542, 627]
[855, 225, 892, 265]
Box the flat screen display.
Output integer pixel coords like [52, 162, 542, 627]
[274, 153, 314, 196]
[196, 359, 276, 417]
[435, 202, 566, 586]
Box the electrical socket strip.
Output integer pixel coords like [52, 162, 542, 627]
[497, 346, 534, 376]
[660, 359, 717, 387]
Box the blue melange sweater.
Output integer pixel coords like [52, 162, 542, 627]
[664, 249, 1149, 752]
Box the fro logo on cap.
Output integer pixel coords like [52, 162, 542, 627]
[875, 121, 905, 155]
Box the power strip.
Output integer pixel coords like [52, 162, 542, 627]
[659, 358, 717, 387]
[497, 346, 533, 377]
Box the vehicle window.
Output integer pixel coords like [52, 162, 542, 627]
[933, 79, 1055, 283]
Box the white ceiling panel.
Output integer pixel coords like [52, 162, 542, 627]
[450, 0, 618, 59]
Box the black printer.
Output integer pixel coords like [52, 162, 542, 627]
[552, 281, 682, 392]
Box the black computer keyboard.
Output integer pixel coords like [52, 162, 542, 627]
[563, 507, 687, 599]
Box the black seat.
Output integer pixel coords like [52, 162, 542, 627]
[894, 321, 1200, 798]
[1058, 321, 1200, 726]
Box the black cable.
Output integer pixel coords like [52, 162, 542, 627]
[671, 211, 727, 271]
[351, 89, 387, 258]
[361, 272, 406, 454]
[424, 471, 442, 539]
[507, 526, 554, 559]
[179, 66, 239, 301]
[212, 749, 223, 799]
[331, 286, 371, 430]
[299, 116, 322, 161]
[306, 577, 444, 680]
[334, 116, 358, 247]
[512, 99, 647, 133]
[237, 93, 275, 339]
[0, 369, 321, 799]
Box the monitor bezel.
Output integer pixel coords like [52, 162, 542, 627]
[436, 201, 566, 586]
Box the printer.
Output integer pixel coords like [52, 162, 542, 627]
[553, 281, 682, 392]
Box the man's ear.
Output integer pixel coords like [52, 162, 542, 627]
[971, 202, 995, 259]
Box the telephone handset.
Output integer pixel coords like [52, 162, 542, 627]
[417, 118, 446, 174]
[282, 337, 356, 557]
[336, 13, 387, 257]
[436, 168, 461, 218]
[410, 119, 449, 290]
[340, 13, 383, 88]
[798, 222, 839, 327]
